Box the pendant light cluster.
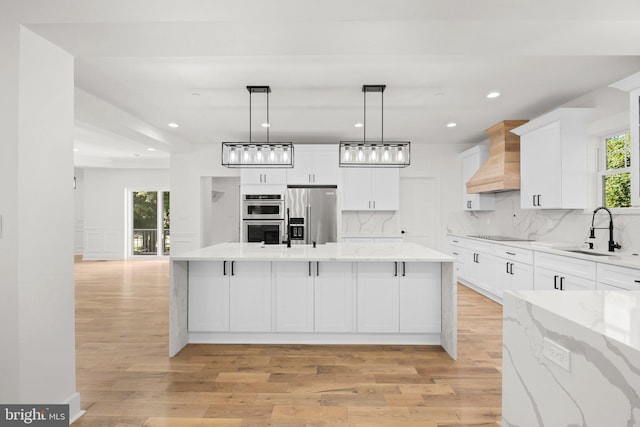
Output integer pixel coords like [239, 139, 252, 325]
[339, 85, 410, 168]
[221, 86, 294, 168]
[222, 84, 409, 168]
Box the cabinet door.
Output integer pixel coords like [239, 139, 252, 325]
[493, 258, 512, 299]
[473, 251, 494, 292]
[520, 122, 562, 208]
[287, 150, 314, 184]
[229, 261, 272, 331]
[311, 148, 339, 185]
[534, 267, 559, 290]
[341, 168, 372, 210]
[315, 262, 354, 332]
[560, 275, 595, 291]
[357, 262, 399, 332]
[273, 262, 314, 332]
[399, 262, 441, 333]
[241, 169, 287, 185]
[188, 262, 229, 332]
[371, 168, 400, 210]
[510, 261, 533, 292]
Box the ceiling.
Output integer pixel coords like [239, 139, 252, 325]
[22, 0, 640, 167]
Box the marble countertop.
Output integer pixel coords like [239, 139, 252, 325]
[508, 290, 640, 353]
[449, 234, 640, 269]
[172, 242, 454, 262]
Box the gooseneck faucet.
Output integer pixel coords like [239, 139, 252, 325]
[589, 206, 621, 252]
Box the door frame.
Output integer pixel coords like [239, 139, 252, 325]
[126, 187, 170, 259]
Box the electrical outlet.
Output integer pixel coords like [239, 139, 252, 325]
[543, 337, 571, 371]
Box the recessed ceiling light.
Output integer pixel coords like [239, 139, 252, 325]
[134, 153, 141, 157]
[447, 122, 457, 128]
[261, 123, 270, 128]
[168, 122, 179, 128]
[147, 148, 156, 152]
[487, 91, 501, 99]
[354, 123, 364, 128]
[73, 148, 79, 152]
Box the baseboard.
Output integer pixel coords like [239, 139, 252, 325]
[63, 392, 85, 424]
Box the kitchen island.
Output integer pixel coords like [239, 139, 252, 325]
[170, 242, 456, 359]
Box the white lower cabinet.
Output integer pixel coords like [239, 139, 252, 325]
[229, 261, 272, 331]
[399, 262, 441, 333]
[357, 261, 441, 333]
[465, 242, 494, 293]
[314, 262, 354, 332]
[273, 262, 314, 332]
[357, 262, 400, 332]
[188, 261, 230, 332]
[534, 252, 596, 291]
[493, 245, 534, 299]
[596, 263, 640, 290]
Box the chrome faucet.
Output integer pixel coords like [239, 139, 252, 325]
[589, 206, 621, 252]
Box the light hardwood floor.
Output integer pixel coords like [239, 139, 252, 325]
[73, 259, 502, 426]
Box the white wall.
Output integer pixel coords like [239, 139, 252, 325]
[202, 177, 241, 246]
[0, 25, 81, 419]
[82, 167, 170, 260]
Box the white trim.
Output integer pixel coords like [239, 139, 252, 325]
[63, 392, 85, 425]
[596, 131, 633, 209]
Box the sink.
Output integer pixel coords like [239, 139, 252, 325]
[565, 249, 611, 257]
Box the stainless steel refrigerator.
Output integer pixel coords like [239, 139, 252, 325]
[285, 186, 337, 245]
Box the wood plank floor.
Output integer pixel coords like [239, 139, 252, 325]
[73, 259, 503, 426]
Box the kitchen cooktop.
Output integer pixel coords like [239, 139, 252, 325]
[467, 234, 534, 241]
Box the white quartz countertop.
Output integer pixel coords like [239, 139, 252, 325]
[508, 290, 640, 353]
[449, 234, 640, 269]
[172, 242, 454, 262]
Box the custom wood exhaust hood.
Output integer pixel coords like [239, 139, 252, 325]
[466, 120, 528, 194]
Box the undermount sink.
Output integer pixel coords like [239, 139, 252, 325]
[564, 249, 611, 257]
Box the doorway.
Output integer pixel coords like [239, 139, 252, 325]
[130, 190, 170, 256]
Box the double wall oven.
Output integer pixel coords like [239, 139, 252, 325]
[242, 194, 285, 244]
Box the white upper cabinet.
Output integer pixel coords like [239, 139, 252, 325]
[240, 168, 287, 185]
[513, 108, 592, 209]
[342, 167, 400, 211]
[459, 145, 495, 211]
[287, 144, 339, 185]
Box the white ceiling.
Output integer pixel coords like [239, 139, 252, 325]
[21, 0, 640, 167]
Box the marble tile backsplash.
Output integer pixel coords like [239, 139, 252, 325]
[342, 211, 401, 237]
[447, 191, 640, 254]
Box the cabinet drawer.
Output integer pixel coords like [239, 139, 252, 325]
[534, 251, 596, 281]
[494, 245, 533, 265]
[597, 263, 640, 290]
[448, 236, 466, 248]
[465, 239, 494, 254]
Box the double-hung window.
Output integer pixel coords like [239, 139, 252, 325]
[599, 132, 632, 208]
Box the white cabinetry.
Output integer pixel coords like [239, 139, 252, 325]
[596, 263, 640, 290]
[534, 252, 596, 291]
[399, 262, 441, 333]
[188, 261, 230, 332]
[273, 262, 314, 332]
[513, 108, 591, 209]
[314, 262, 355, 332]
[459, 145, 495, 211]
[357, 261, 441, 333]
[493, 245, 533, 299]
[342, 167, 399, 211]
[464, 239, 494, 294]
[448, 236, 467, 280]
[229, 261, 272, 331]
[357, 262, 399, 332]
[287, 144, 339, 185]
[241, 168, 287, 185]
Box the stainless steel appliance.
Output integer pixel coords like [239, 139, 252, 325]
[243, 220, 284, 244]
[242, 194, 284, 220]
[285, 186, 337, 245]
[242, 194, 284, 244]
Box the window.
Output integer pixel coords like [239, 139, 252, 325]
[599, 132, 632, 208]
[131, 190, 170, 256]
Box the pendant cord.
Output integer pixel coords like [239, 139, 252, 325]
[363, 89, 367, 143]
[267, 90, 270, 143]
[249, 89, 252, 144]
[381, 89, 384, 142]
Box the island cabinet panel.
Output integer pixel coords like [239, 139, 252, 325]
[188, 261, 229, 332]
[273, 262, 314, 332]
[357, 262, 400, 332]
[399, 262, 441, 333]
[229, 261, 272, 332]
[314, 261, 354, 332]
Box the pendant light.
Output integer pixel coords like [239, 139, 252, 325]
[340, 85, 410, 167]
[222, 86, 294, 168]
